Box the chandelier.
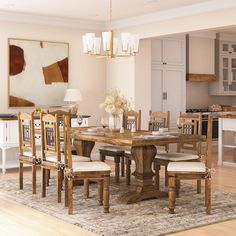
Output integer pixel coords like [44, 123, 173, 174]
[82, 0, 139, 58]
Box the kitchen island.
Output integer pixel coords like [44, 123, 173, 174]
[218, 114, 236, 167]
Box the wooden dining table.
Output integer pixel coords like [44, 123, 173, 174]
[71, 128, 203, 204]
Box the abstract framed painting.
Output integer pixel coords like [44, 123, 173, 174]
[8, 38, 69, 107]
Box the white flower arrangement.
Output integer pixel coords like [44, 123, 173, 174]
[100, 90, 130, 116]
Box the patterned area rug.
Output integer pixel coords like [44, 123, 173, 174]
[0, 177, 236, 236]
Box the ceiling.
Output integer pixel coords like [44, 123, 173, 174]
[0, 0, 211, 22]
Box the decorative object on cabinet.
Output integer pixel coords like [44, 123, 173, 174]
[99, 89, 129, 130]
[151, 36, 186, 129]
[64, 88, 82, 115]
[209, 33, 236, 95]
[186, 73, 216, 81]
[9, 38, 69, 107]
[82, 0, 139, 58]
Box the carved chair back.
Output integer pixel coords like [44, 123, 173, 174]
[40, 113, 61, 163]
[47, 109, 71, 127]
[123, 110, 141, 131]
[148, 110, 170, 131]
[18, 112, 36, 156]
[177, 112, 202, 153]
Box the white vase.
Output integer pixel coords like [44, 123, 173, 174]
[109, 115, 121, 130]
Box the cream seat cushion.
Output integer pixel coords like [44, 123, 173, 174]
[167, 162, 206, 173]
[23, 150, 41, 157]
[155, 152, 199, 162]
[72, 161, 111, 172]
[45, 155, 90, 163]
[100, 145, 126, 152]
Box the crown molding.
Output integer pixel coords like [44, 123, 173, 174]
[188, 31, 217, 39]
[0, 0, 235, 31]
[110, 0, 236, 30]
[0, 10, 106, 30]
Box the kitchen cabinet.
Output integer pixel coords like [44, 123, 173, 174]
[209, 33, 236, 95]
[0, 119, 19, 174]
[151, 37, 186, 129]
[151, 37, 185, 66]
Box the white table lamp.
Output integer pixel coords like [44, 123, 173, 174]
[64, 88, 82, 115]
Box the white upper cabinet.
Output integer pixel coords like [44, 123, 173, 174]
[151, 37, 185, 66]
[209, 33, 236, 95]
[220, 41, 236, 55]
[151, 36, 186, 129]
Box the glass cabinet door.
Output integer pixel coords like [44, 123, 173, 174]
[221, 42, 229, 54]
[230, 58, 236, 91]
[221, 56, 236, 92]
[221, 42, 236, 55]
[231, 43, 236, 54]
[222, 57, 229, 91]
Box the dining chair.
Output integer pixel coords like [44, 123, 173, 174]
[123, 110, 142, 185]
[63, 115, 111, 214]
[149, 110, 170, 152]
[40, 113, 90, 203]
[18, 112, 41, 194]
[99, 110, 141, 184]
[153, 112, 202, 193]
[168, 115, 212, 215]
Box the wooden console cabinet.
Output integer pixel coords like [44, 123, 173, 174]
[0, 115, 89, 174]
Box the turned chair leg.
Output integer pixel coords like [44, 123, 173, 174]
[175, 180, 180, 197]
[205, 178, 211, 214]
[84, 179, 89, 199]
[126, 158, 131, 185]
[97, 180, 103, 205]
[168, 176, 176, 214]
[197, 180, 201, 193]
[68, 178, 73, 215]
[46, 169, 50, 186]
[165, 165, 168, 187]
[153, 162, 160, 190]
[114, 156, 120, 183]
[32, 165, 36, 194]
[121, 156, 125, 177]
[103, 175, 110, 213]
[64, 177, 68, 207]
[19, 162, 23, 190]
[57, 169, 62, 203]
[41, 168, 46, 198]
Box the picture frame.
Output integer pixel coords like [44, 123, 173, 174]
[8, 38, 69, 107]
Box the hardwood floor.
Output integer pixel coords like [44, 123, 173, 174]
[0, 150, 236, 236]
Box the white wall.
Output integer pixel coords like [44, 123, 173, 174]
[0, 21, 106, 125]
[106, 57, 135, 105]
[135, 39, 151, 130]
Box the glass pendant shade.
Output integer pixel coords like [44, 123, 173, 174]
[102, 31, 112, 51]
[82, 0, 139, 58]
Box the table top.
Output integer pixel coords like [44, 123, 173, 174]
[71, 127, 203, 147]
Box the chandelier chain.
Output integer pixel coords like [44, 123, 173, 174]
[109, 0, 112, 29]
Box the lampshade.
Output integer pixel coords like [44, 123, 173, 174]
[64, 89, 82, 102]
